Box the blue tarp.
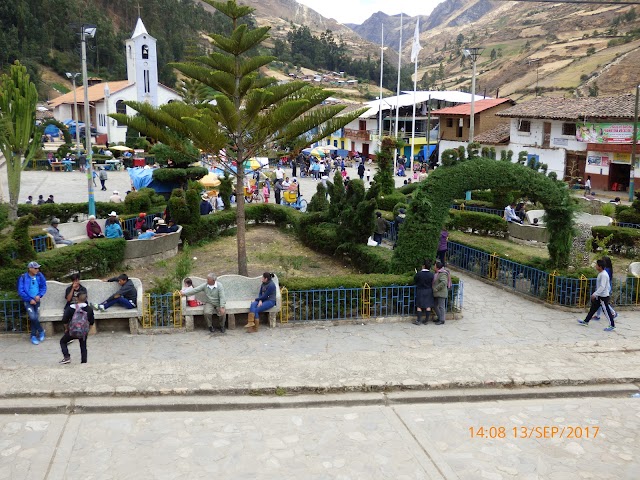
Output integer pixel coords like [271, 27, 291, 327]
[425, 145, 436, 158]
[127, 168, 178, 193]
[43, 124, 60, 137]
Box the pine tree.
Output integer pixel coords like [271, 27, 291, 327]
[111, 0, 364, 275]
[0, 61, 38, 220]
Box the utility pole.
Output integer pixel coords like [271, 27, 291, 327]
[65, 72, 82, 151]
[81, 24, 97, 216]
[630, 84, 639, 201]
[464, 47, 483, 143]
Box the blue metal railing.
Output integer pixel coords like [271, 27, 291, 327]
[1, 299, 25, 333]
[143, 292, 182, 328]
[616, 222, 640, 229]
[283, 283, 463, 323]
[30, 235, 51, 253]
[446, 240, 639, 307]
[122, 212, 164, 238]
[451, 204, 504, 217]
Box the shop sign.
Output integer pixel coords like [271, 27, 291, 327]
[577, 123, 638, 144]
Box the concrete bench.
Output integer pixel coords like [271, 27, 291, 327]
[38, 278, 144, 335]
[507, 222, 549, 243]
[182, 275, 281, 331]
[124, 227, 182, 266]
[42, 220, 107, 247]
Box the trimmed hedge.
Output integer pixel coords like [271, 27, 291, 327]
[617, 208, 640, 225]
[376, 192, 407, 211]
[335, 243, 393, 274]
[18, 202, 126, 223]
[592, 225, 640, 255]
[280, 273, 460, 291]
[447, 210, 508, 237]
[397, 182, 420, 195]
[452, 199, 496, 209]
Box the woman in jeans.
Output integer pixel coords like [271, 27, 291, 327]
[246, 272, 277, 333]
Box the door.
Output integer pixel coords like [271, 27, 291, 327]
[362, 143, 369, 159]
[543, 122, 551, 148]
[609, 163, 630, 191]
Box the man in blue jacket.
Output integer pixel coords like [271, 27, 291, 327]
[17, 261, 48, 345]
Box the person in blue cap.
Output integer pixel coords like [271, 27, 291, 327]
[17, 261, 48, 345]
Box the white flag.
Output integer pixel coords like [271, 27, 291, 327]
[410, 19, 422, 63]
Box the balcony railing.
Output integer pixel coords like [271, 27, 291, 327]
[343, 128, 371, 141]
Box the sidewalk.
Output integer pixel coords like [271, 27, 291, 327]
[1, 274, 638, 398]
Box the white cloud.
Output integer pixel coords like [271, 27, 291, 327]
[295, 0, 444, 25]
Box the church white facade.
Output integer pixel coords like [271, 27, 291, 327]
[50, 18, 181, 145]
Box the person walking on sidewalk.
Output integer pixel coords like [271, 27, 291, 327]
[92, 274, 138, 311]
[413, 260, 435, 325]
[578, 259, 616, 331]
[593, 255, 618, 321]
[180, 273, 227, 333]
[17, 261, 48, 345]
[98, 167, 108, 191]
[246, 272, 277, 333]
[59, 292, 94, 364]
[432, 260, 451, 325]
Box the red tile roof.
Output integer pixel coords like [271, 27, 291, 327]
[49, 81, 130, 108]
[474, 124, 510, 145]
[496, 95, 636, 120]
[431, 98, 515, 116]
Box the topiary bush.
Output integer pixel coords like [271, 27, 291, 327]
[592, 225, 640, 256]
[447, 210, 508, 237]
[376, 192, 407, 211]
[17, 202, 128, 223]
[371, 136, 397, 195]
[397, 182, 420, 195]
[393, 158, 575, 272]
[307, 183, 329, 212]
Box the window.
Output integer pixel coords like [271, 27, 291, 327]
[457, 125, 463, 138]
[142, 45, 149, 59]
[562, 123, 576, 136]
[98, 114, 106, 127]
[518, 120, 531, 133]
[333, 140, 338, 147]
[446, 118, 453, 128]
[143, 70, 150, 93]
[116, 100, 126, 126]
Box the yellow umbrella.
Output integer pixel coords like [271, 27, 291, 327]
[243, 158, 261, 170]
[309, 147, 326, 158]
[200, 173, 221, 187]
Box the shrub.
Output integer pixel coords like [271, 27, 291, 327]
[0, 203, 8, 230]
[592, 225, 640, 255]
[300, 222, 340, 254]
[452, 199, 496, 209]
[376, 192, 407, 211]
[617, 208, 640, 224]
[397, 182, 420, 195]
[448, 210, 508, 237]
[600, 203, 615, 218]
[371, 137, 397, 195]
[281, 274, 414, 290]
[307, 183, 329, 212]
[17, 202, 128, 223]
[218, 173, 233, 209]
[335, 243, 393, 274]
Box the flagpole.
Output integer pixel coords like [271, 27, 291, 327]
[378, 24, 384, 154]
[394, 13, 403, 174]
[410, 18, 421, 176]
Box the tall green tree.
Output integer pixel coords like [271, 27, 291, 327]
[0, 61, 38, 219]
[111, 0, 364, 275]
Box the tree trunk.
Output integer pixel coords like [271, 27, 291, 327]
[235, 165, 248, 276]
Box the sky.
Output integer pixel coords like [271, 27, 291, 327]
[294, 0, 444, 25]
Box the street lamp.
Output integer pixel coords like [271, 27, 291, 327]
[65, 72, 81, 152]
[464, 47, 483, 143]
[80, 24, 97, 216]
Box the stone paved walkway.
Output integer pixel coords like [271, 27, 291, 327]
[1, 274, 638, 398]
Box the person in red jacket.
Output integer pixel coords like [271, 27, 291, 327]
[134, 213, 147, 234]
[86, 216, 104, 239]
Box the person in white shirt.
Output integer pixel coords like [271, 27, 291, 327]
[578, 259, 616, 331]
[504, 203, 522, 223]
[282, 177, 291, 188]
[275, 166, 284, 181]
[109, 190, 123, 203]
[585, 175, 592, 195]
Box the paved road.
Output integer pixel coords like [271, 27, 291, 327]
[1, 396, 638, 480]
[1, 275, 638, 397]
[1, 162, 396, 206]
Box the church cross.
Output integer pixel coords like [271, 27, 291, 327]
[135, 2, 143, 18]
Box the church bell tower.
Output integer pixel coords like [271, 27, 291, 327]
[125, 17, 159, 106]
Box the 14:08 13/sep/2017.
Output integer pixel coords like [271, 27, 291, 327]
[469, 425, 599, 439]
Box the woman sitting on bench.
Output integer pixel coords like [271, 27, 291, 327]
[246, 272, 277, 333]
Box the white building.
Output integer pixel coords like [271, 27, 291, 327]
[49, 17, 180, 145]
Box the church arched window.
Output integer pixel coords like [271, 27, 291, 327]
[142, 45, 149, 59]
[116, 100, 126, 126]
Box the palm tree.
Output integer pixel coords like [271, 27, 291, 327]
[112, 0, 364, 275]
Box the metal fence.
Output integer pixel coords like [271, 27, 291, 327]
[279, 283, 463, 323]
[30, 235, 52, 253]
[451, 204, 504, 217]
[122, 212, 164, 238]
[447, 241, 639, 307]
[142, 292, 183, 328]
[1, 299, 25, 333]
[615, 222, 640, 229]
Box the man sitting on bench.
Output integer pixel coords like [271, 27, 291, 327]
[91, 274, 137, 311]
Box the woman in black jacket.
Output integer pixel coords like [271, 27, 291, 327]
[413, 259, 435, 325]
[246, 272, 277, 333]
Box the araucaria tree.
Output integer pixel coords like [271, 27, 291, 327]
[0, 61, 38, 220]
[112, 0, 363, 275]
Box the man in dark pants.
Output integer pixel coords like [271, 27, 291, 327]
[578, 259, 616, 331]
[59, 292, 94, 364]
[92, 274, 138, 311]
[17, 261, 47, 345]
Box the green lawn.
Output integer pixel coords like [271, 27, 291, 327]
[449, 231, 549, 266]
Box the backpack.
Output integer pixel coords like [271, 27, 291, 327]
[68, 307, 90, 338]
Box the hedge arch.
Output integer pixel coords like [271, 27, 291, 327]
[392, 158, 575, 272]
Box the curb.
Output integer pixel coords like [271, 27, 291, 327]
[1, 384, 637, 415]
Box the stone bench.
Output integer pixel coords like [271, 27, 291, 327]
[38, 278, 144, 335]
[182, 275, 281, 331]
[507, 222, 549, 243]
[124, 227, 182, 266]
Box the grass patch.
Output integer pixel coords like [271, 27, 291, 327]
[449, 231, 549, 265]
[52, 82, 70, 94]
